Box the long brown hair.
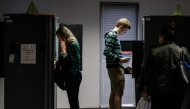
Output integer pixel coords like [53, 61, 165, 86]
[56, 26, 78, 44]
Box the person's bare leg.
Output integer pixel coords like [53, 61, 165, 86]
[114, 89, 123, 109]
[109, 90, 115, 109]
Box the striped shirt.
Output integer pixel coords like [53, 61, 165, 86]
[103, 30, 123, 69]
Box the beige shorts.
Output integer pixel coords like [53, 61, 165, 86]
[107, 67, 125, 90]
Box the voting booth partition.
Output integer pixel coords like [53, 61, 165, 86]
[120, 40, 144, 105]
[3, 14, 56, 109]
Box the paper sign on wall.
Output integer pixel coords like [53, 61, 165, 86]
[21, 44, 36, 64]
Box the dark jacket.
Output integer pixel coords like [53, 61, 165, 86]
[142, 42, 190, 95]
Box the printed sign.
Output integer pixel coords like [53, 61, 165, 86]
[21, 44, 36, 64]
[122, 51, 132, 69]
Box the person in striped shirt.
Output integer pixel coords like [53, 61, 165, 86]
[103, 18, 131, 109]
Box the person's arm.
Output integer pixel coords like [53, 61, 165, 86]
[103, 36, 121, 62]
[103, 36, 129, 63]
[182, 47, 190, 63]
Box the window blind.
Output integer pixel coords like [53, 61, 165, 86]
[100, 3, 138, 107]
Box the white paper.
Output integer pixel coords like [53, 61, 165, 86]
[21, 44, 36, 64]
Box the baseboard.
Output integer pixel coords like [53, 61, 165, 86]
[57, 107, 136, 109]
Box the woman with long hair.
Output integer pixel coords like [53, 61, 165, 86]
[55, 26, 82, 109]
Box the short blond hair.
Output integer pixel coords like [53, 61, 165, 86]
[116, 18, 131, 29]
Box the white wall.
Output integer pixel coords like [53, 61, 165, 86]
[1, 0, 190, 108]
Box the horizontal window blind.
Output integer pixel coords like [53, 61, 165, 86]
[100, 3, 138, 107]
